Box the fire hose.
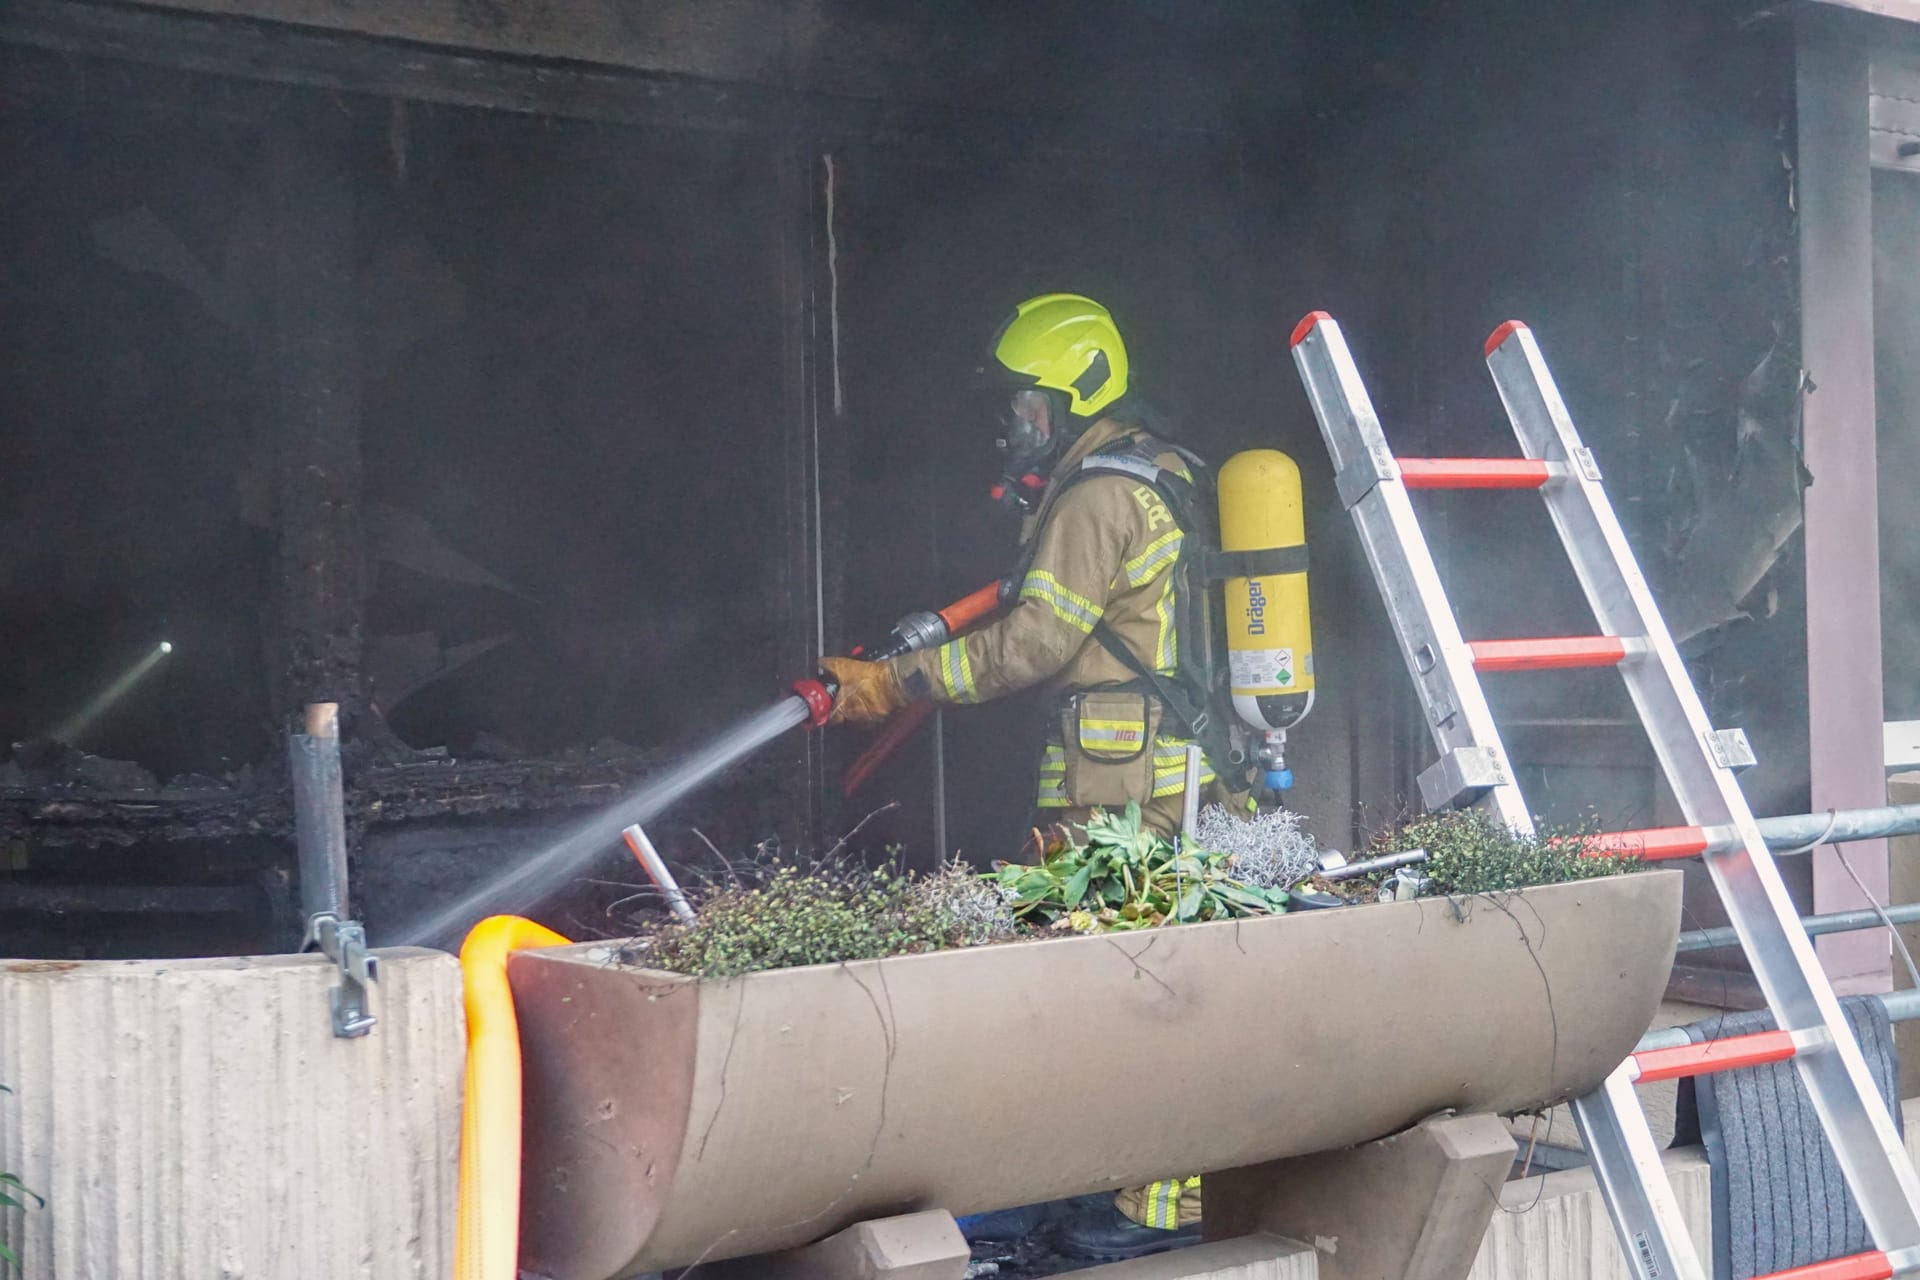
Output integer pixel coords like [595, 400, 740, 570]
[839, 580, 1009, 796]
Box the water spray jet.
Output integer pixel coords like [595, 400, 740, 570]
[396, 677, 836, 946]
[397, 581, 1006, 947]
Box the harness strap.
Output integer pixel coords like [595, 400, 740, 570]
[1202, 544, 1309, 581]
[1010, 432, 1243, 785]
[1088, 622, 1236, 780]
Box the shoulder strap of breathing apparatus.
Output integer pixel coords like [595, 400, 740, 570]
[1011, 433, 1248, 781]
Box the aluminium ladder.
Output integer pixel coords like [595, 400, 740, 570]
[1288, 311, 1920, 1280]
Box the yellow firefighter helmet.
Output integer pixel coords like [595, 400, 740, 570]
[989, 293, 1131, 419]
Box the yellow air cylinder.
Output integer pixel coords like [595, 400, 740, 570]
[1217, 449, 1315, 734]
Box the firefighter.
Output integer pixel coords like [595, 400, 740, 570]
[823, 292, 1219, 838]
[820, 292, 1206, 1260]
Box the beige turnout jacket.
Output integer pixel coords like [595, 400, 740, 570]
[890, 418, 1214, 815]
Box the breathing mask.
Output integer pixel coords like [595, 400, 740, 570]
[995, 387, 1059, 476]
[986, 387, 1066, 513]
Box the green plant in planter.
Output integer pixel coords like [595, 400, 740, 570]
[995, 801, 1290, 932]
[1, 1084, 42, 1271]
[640, 863, 953, 979]
[1371, 809, 1639, 897]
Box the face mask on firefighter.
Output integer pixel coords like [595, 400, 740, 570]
[995, 388, 1055, 474]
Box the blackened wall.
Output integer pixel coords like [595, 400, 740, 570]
[824, 137, 1363, 860]
[0, 73, 813, 753]
[1325, 0, 1805, 836]
[0, 4, 1350, 946]
[0, 74, 273, 777]
[0, 0, 1817, 953]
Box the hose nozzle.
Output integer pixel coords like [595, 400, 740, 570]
[792, 676, 837, 728]
[864, 611, 948, 663]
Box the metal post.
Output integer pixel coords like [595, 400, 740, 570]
[1319, 848, 1429, 883]
[1180, 744, 1203, 840]
[287, 701, 377, 1038]
[1635, 988, 1920, 1055]
[1756, 805, 1920, 852]
[1797, 7, 1889, 988]
[1678, 902, 1920, 954]
[289, 702, 348, 925]
[932, 708, 949, 859]
[623, 823, 697, 925]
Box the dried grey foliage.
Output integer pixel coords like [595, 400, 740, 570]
[1193, 805, 1319, 888]
[913, 859, 1020, 946]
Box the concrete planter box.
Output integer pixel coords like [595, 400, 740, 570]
[509, 869, 1682, 1279]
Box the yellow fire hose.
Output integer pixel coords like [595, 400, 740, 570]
[454, 915, 572, 1280]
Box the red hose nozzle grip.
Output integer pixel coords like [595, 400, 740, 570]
[792, 677, 836, 728]
[938, 581, 1008, 634]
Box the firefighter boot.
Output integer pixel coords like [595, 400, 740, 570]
[1054, 1188, 1200, 1261]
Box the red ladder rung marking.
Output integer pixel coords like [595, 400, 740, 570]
[1485, 319, 1530, 356]
[1290, 310, 1332, 347]
[1397, 458, 1552, 490]
[1632, 1029, 1798, 1083]
[1569, 826, 1711, 861]
[1469, 636, 1629, 672]
[1754, 1251, 1894, 1280]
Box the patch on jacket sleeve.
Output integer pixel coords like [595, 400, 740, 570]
[900, 666, 934, 700]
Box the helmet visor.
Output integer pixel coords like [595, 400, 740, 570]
[1000, 388, 1051, 436]
[994, 388, 1055, 473]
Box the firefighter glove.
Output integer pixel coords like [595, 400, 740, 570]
[818, 656, 908, 725]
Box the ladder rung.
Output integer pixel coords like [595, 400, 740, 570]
[1573, 825, 1713, 861]
[1469, 636, 1631, 672]
[1630, 1029, 1799, 1083]
[1396, 457, 1553, 490]
[1754, 1252, 1895, 1280]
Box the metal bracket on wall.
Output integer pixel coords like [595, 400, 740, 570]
[1706, 727, 1759, 773]
[1417, 745, 1510, 811]
[306, 912, 379, 1038]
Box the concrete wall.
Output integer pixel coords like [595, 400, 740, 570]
[0, 940, 1912, 1280]
[1469, 1150, 1711, 1280]
[0, 948, 462, 1279]
[1074, 1150, 1708, 1279]
[1464, 1096, 1920, 1280]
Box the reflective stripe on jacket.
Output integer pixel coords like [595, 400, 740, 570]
[889, 418, 1209, 811]
[892, 418, 1185, 707]
[1035, 739, 1218, 809]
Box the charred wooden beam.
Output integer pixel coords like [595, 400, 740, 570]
[266, 116, 365, 727]
[0, 883, 265, 914]
[0, 748, 789, 847]
[0, 1, 1241, 167]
